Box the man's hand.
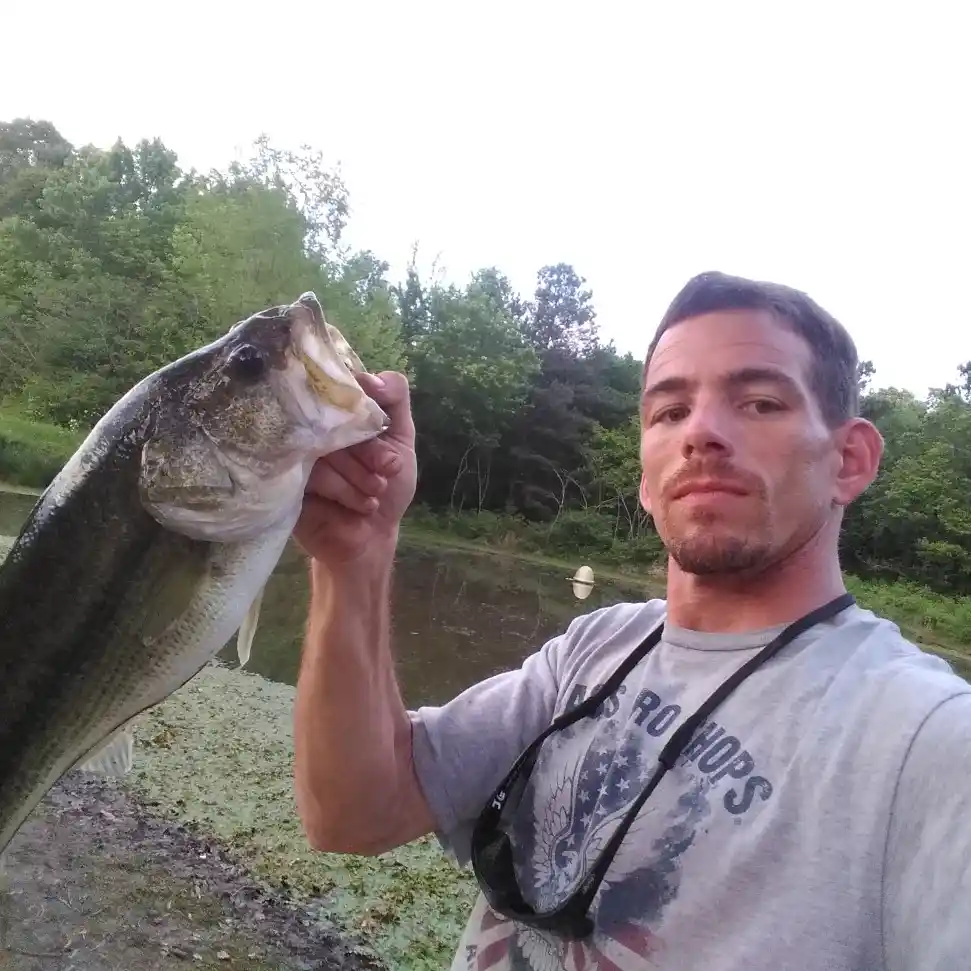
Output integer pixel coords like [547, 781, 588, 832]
[294, 371, 417, 566]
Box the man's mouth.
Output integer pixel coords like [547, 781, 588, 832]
[670, 479, 749, 501]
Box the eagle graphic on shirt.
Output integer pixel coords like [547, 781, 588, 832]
[467, 720, 712, 970]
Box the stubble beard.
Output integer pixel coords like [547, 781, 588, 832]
[667, 530, 773, 576]
[660, 504, 776, 577]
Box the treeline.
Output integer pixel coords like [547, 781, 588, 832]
[1, 118, 970, 599]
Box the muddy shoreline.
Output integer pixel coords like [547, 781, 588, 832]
[5, 773, 382, 971]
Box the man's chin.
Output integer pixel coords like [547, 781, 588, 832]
[666, 534, 771, 576]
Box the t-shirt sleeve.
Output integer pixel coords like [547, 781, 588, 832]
[882, 689, 971, 971]
[408, 628, 569, 867]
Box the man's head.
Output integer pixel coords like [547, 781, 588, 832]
[638, 271, 883, 578]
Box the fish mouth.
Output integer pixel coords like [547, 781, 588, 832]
[297, 348, 363, 411]
[290, 295, 367, 412]
[287, 294, 389, 430]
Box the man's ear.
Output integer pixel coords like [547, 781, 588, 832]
[833, 417, 884, 507]
[639, 469, 653, 515]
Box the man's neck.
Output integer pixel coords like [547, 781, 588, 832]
[662, 525, 848, 633]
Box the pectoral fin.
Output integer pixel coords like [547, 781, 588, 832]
[75, 720, 137, 777]
[236, 583, 265, 668]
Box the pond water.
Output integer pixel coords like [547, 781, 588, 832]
[0, 489, 653, 708]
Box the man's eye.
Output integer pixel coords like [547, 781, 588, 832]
[654, 405, 689, 424]
[743, 398, 784, 414]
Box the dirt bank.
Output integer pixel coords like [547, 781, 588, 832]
[3, 773, 381, 971]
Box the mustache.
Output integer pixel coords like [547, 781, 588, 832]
[662, 461, 765, 501]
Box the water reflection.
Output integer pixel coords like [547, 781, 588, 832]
[216, 539, 651, 707]
[0, 490, 654, 709]
[0, 491, 40, 538]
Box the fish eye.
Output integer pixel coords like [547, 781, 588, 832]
[227, 343, 267, 382]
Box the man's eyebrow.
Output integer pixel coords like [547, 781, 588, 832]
[641, 376, 692, 400]
[641, 367, 804, 401]
[724, 366, 804, 396]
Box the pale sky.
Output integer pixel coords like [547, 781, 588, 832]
[3, 1, 967, 398]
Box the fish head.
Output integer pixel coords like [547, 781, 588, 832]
[215, 291, 389, 457]
[139, 292, 389, 542]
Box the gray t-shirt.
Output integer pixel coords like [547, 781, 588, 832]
[409, 598, 971, 970]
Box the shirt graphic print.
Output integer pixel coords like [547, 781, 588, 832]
[463, 673, 772, 971]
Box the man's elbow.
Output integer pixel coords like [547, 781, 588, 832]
[295, 790, 397, 856]
[302, 822, 388, 856]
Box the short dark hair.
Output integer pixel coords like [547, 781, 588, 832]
[646, 271, 860, 427]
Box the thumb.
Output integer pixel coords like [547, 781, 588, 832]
[360, 370, 415, 447]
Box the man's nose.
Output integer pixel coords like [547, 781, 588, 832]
[679, 398, 735, 458]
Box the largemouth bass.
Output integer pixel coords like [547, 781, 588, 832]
[0, 292, 388, 856]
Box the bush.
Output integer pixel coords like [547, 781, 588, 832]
[540, 509, 617, 556]
[0, 410, 84, 489]
[403, 506, 666, 572]
[847, 575, 971, 645]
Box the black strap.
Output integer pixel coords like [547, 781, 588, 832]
[477, 592, 855, 854]
[550, 624, 665, 728]
[573, 591, 856, 907]
[658, 591, 855, 768]
[489, 621, 666, 790]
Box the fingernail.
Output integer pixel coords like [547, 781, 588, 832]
[368, 374, 386, 391]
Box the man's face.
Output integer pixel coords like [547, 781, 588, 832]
[638, 309, 849, 576]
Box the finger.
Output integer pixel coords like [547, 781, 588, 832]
[343, 436, 403, 476]
[358, 371, 415, 448]
[305, 460, 380, 515]
[295, 492, 356, 534]
[314, 450, 388, 498]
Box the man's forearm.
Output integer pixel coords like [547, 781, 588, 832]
[293, 544, 433, 854]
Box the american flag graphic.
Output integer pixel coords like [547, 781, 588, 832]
[463, 718, 712, 970]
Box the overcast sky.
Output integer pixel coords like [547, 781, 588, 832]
[3, 1, 967, 397]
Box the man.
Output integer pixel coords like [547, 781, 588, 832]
[291, 271, 971, 970]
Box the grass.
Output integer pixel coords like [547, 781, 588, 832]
[845, 575, 971, 676]
[0, 409, 84, 490]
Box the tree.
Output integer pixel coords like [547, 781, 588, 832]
[522, 263, 599, 357]
[406, 269, 539, 510]
[225, 135, 349, 265]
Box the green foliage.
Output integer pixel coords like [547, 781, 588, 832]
[3, 116, 971, 607]
[845, 575, 971, 647]
[0, 408, 84, 487]
[406, 505, 666, 570]
[841, 382, 971, 594]
[0, 120, 402, 428]
[402, 268, 540, 509]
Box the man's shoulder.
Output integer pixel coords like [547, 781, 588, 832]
[826, 602, 971, 722]
[545, 597, 667, 679]
[556, 596, 667, 647]
[551, 596, 971, 702]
